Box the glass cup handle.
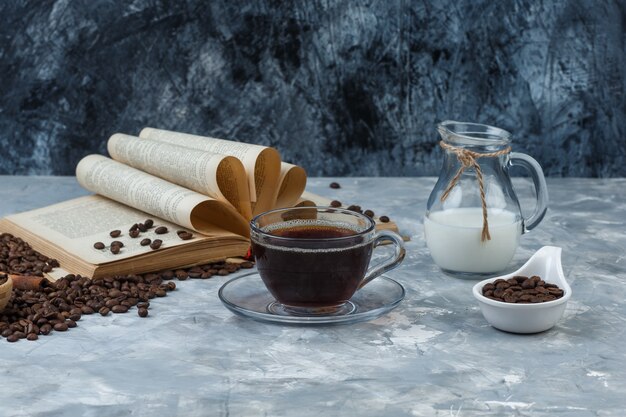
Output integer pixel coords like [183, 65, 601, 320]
[358, 230, 406, 289]
[509, 152, 549, 233]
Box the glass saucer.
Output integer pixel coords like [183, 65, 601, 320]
[218, 272, 405, 325]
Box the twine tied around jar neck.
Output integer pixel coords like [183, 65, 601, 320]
[439, 141, 512, 242]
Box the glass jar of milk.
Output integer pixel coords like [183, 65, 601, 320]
[424, 121, 548, 278]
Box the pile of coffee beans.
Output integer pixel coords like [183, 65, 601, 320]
[1, 260, 254, 343]
[0, 231, 254, 343]
[482, 275, 565, 303]
[1, 233, 60, 275]
[93, 219, 195, 254]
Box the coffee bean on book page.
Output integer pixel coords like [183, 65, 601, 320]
[110, 246, 120, 254]
[111, 241, 124, 248]
[155, 226, 168, 235]
[178, 232, 193, 240]
[150, 239, 162, 250]
[138, 223, 148, 232]
[129, 223, 139, 232]
[140, 238, 151, 246]
[129, 229, 140, 238]
[93, 242, 105, 250]
[144, 219, 154, 228]
[109, 230, 121, 238]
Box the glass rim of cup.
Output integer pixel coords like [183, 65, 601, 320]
[250, 206, 376, 242]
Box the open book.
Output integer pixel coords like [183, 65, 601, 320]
[0, 128, 397, 279]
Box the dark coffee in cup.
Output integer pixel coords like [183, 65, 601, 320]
[252, 222, 373, 308]
[250, 207, 405, 315]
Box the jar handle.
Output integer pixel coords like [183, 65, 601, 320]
[509, 152, 549, 233]
[358, 230, 406, 289]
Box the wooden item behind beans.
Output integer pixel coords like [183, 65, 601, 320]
[0, 275, 12, 312]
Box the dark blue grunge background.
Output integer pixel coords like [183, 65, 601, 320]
[0, 0, 623, 177]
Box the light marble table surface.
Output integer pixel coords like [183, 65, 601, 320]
[0, 176, 625, 417]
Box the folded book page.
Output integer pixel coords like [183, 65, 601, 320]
[139, 128, 282, 215]
[76, 155, 249, 238]
[107, 133, 252, 220]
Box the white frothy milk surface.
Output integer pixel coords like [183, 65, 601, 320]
[424, 208, 521, 273]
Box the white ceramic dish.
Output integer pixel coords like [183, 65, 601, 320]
[472, 246, 571, 334]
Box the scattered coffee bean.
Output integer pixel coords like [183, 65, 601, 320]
[364, 209, 375, 218]
[155, 226, 168, 235]
[379, 215, 390, 223]
[93, 242, 105, 250]
[110, 246, 120, 254]
[99, 307, 110, 316]
[7, 334, 19, 343]
[112, 305, 129, 314]
[53, 323, 68, 332]
[482, 275, 564, 303]
[330, 200, 342, 208]
[129, 229, 140, 238]
[178, 232, 193, 240]
[346, 205, 362, 213]
[329, 182, 341, 189]
[138, 223, 148, 232]
[109, 230, 121, 238]
[111, 241, 124, 248]
[140, 238, 151, 246]
[144, 219, 154, 228]
[150, 239, 162, 250]
[138, 308, 148, 318]
[129, 223, 139, 232]
[27, 333, 38, 341]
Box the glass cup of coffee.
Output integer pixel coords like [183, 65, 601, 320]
[250, 206, 406, 316]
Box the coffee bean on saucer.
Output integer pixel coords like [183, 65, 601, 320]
[364, 209, 375, 218]
[93, 242, 105, 250]
[330, 200, 342, 208]
[329, 182, 341, 189]
[109, 230, 121, 238]
[379, 215, 390, 223]
[155, 226, 168, 235]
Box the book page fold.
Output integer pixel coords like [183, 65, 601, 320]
[76, 155, 249, 238]
[107, 133, 252, 220]
[139, 128, 281, 215]
[275, 163, 307, 209]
